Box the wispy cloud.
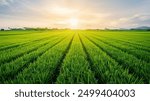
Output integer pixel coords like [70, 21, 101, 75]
[110, 14, 150, 28]
[0, 0, 14, 6]
[0, 0, 150, 29]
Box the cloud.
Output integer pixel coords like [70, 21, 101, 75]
[0, 0, 14, 6]
[110, 14, 150, 28]
[0, 0, 150, 29]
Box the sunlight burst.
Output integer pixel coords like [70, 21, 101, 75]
[69, 18, 78, 28]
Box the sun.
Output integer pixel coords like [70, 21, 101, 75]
[69, 18, 78, 28]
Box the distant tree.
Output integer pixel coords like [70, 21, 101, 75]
[147, 29, 150, 31]
[23, 27, 50, 31]
[1, 29, 5, 31]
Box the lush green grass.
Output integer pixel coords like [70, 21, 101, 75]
[0, 30, 149, 84]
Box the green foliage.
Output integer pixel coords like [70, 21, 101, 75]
[0, 30, 149, 84]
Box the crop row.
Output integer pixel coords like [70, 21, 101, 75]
[0, 35, 67, 83]
[0, 32, 67, 65]
[56, 34, 97, 84]
[0, 30, 149, 84]
[87, 32, 150, 51]
[83, 34, 150, 83]
[0, 31, 48, 47]
[79, 34, 142, 83]
[0, 31, 63, 51]
[5, 34, 74, 83]
[86, 33, 150, 63]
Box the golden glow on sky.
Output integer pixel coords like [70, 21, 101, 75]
[0, 0, 150, 29]
[69, 18, 79, 29]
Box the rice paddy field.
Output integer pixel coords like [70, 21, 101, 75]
[0, 30, 149, 84]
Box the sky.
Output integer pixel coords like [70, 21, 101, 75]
[0, 0, 150, 29]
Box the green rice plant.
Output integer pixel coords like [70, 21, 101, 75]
[8, 34, 74, 84]
[84, 34, 150, 83]
[80, 34, 142, 84]
[56, 34, 97, 84]
[0, 35, 67, 83]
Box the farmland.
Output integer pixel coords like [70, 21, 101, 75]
[0, 30, 149, 84]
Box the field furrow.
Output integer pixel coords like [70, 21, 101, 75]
[88, 32, 150, 52]
[89, 35, 150, 63]
[96, 31, 150, 47]
[0, 34, 64, 64]
[0, 32, 62, 51]
[84, 34, 150, 83]
[80, 34, 142, 83]
[7, 34, 74, 84]
[0, 36, 67, 83]
[98, 35, 150, 52]
[56, 34, 97, 84]
[49, 34, 75, 83]
[0, 31, 47, 47]
[0, 30, 149, 84]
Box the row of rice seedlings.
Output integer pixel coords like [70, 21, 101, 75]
[89, 31, 150, 50]
[0, 30, 52, 50]
[0, 35, 67, 83]
[56, 34, 97, 84]
[80, 34, 142, 84]
[0, 33, 65, 64]
[84, 34, 150, 83]
[87, 34, 150, 63]
[8, 34, 74, 84]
